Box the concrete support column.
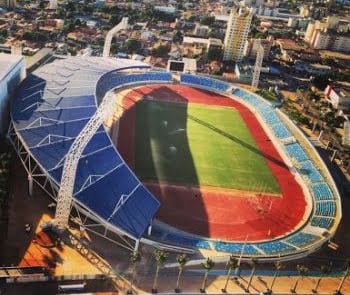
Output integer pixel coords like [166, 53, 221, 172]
[318, 130, 324, 141]
[331, 150, 337, 162]
[28, 173, 33, 196]
[147, 220, 153, 236]
[134, 239, 140, 252]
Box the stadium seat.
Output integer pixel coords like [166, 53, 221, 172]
[284, 143, 309, 162]
[180, 74, 230, 92]
[310, 183, 334, 200]
[255, 241, 295, 254]
[299, 161, 324, 183]
[315, 201, 336, 217]
[284, 232, 320, 247]
[213, 241, 258, 255]
[311, 216, 334, 229]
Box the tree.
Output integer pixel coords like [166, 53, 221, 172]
[125, 39, 141, 54]
[109, 14, 121, 26]
[312, 264, 330, 293]
[65, 1, 76, 12]
[151, 45, 170, 58]
[74, 18, 82, 27]
[200, 15, 215, 26]
[207, 47, 223, 62]
[175, 253, 189, 293]
[222, 255, 238, 293]
[335, 261, 349, 295]
[269, 261, 283, 292]
[246, 258, 258, 292]
[306, 91, 321, 102]
[152, 249, 169, 293]
[290, 264, 308, 293]
[200, 258, 215, 293]
[127, 251, 141, 294]
[22, 31, 48, 42]
[311, 75, 332, 90]
[173, 30, 183, 44]
[0, 29, 8, 38]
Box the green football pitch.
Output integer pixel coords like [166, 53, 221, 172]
[134, 100, 280, 194]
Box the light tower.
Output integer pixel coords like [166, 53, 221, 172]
[251, 40, 264, 89]
[103, 17, 128, 58]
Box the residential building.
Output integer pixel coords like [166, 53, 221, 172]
[244, 37, 272, 60]
[276, 39, 316, 62]
[183, 36, 222, 51]
[304, 20, 328, 44]
[0, 0, 16, 8]
[312, 30, 350, 53]
[299, 5, 311, 18]
[49, 0, 58, 10]
[223, 6, 253, 62]
[325, 85, 350, 110]
[193, 24, 210, 37]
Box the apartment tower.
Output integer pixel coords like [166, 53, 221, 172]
[0, 0, 16, 8]
[223, 6, 253, 62]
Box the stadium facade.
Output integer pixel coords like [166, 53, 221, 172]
[0, 53, 25, 137]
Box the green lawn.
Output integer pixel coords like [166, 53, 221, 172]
[135, 100, 280, 194]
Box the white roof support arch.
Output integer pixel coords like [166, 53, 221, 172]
[53, 90, 118, 231]
[103, 17, 129, 58]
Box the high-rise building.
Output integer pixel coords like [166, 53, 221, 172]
[0, 0, 16, 8]
[244, 37, 273, 60]
[223, 7, 253, 62]
[49, 0, 58, 10]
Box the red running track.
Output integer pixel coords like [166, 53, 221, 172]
[117, 85, 306, 241]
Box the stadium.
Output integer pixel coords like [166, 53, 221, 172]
[8, 57, 342, 261]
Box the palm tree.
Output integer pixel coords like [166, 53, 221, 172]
[245, 258, 258, 292]
[175, 253, 189, 293]
[335, 261, 349, 295]
[290, 264, 308, 293]
[152, 249, 169, 293]
[127, 251, 141, 295]
[222, 255, 238, 293]
[312, 264, 330, 293]
[269, 260, 283, 292]
[200, 258, 215, 293]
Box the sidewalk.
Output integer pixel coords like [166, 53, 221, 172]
[129, 273, 350, 294]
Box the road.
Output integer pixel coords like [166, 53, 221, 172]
[0, 278, 118, 295]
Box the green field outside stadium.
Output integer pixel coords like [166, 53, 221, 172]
[135, 100, 280, 194]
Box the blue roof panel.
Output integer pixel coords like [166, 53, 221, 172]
[10, 57, 160, 239]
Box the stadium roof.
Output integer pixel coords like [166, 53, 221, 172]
[10, 57, 160, 239]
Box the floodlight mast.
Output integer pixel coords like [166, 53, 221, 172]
[53, 91, 118, 231]
[103, 17, 128, 58]
[251, 40, 264, 89]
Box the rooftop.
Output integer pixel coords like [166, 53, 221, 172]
[0, 53, 23, 82]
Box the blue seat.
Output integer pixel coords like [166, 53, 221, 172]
[181, 74, 230, 92]
[284, 143, 308, 162]
[310, 183, 333, 200]
[284, 232, 320, 247]
[270, 123, 292, 139]
[315, 201, 336, 217]
[213, 241, 258, 255]
[311, 216, 334, 229]
[255, 241, 294, 254]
